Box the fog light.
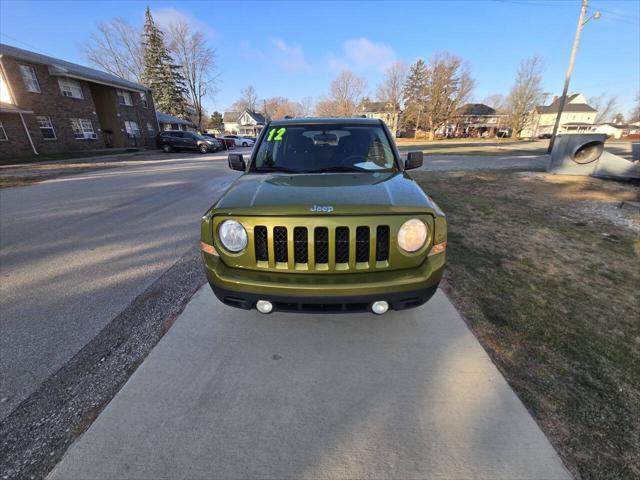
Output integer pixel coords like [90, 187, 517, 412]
[256, 300, 273, 314]
[371, 301, 389, 315]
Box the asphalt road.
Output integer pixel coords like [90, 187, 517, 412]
[0, 150, 545, 421]
[0, 150, 242, 419]
[50, 286, 570, 480]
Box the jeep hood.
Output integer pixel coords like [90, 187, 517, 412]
[213, 172, 441, 216]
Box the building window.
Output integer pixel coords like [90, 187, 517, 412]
[36, 116, 56, 140]
[124, 120, 141, 138]
[117, 89, 133, 106]
[0, 120, 7, 141]
[146, 122, 154, 134]
[58, 77, 83, 99]
[140, 91, 149, 108]
[70, 118, 96, 140]
[19, 65, 40, 93]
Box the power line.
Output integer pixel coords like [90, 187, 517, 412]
[494, 0, 639, 24]
[0, 33, 55, 56]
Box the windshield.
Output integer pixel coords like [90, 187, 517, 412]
[251, 124, 397, 173]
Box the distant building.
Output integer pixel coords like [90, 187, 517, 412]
[521, 93, 597, 138]
[0, 43, 158, 160]
[441, 103, 507, 138]
[156, 111, 196, 132]
[223, 109, 267, 136]
[593, 121, 639, 139]
[359, 101, 400, 135]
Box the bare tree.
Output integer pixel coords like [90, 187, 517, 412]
[231, 85, 259, 112]
[300, 96, 314, 117]
[82, 18, 144, 82]
[422, 52, 475, 140]
[376, 61, 407, 107]
[482, 93, 507, 113]
[376, 61, 407, 135]
[166, 20, 218, 130]
[262, 97, 304, 119]
[589, 93, 618, 124]
[505, 56, 544, 137]
[316, 70, 367, 117]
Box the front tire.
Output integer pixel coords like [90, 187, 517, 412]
[162, 144, 173, 153]
[242, 142, 248, 147]
[199, 144, 209, 154]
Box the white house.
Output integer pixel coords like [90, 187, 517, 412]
[521, 93, 597, 138]
[223, 108, 267, 136]
[359, 101, 400, 135]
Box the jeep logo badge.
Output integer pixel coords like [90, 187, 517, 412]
[310, 205, 334, 213]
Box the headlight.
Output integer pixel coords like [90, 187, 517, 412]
[206, 140, 214, 145]
[218, 220, 247, 252]
[397, 219, 428, 252]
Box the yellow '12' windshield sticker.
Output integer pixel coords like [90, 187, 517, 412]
[267, 128, 286, 141]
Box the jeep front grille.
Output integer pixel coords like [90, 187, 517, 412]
[252, 224, 390, 271]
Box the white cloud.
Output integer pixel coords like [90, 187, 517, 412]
[153, 8, 216, 39]
[328, 38, 396, 73]
[269, 38, 311, 73]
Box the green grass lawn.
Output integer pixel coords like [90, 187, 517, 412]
[413, 170, 640, 479]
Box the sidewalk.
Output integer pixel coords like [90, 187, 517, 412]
[49, 287, 570, 480]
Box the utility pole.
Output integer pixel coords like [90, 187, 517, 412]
[548, 0, 600, 153]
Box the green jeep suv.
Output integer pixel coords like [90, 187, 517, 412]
[200, 118, 447, 314]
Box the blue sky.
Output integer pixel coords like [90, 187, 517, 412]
[1, 0, 638, 115]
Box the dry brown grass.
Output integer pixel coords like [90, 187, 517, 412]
[413, 171, 640, 480]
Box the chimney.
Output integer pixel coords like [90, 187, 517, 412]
[551, 95, 558, 104]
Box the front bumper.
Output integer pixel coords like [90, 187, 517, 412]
[202, 251, 445, 312]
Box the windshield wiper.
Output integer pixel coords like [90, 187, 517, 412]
[254, 166, 300, 173]
[307, 166, 368, 173]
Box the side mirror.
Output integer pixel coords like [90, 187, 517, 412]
[404, 151, 423, 170]
[228, 153, 246, 171]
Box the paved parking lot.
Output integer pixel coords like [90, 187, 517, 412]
[50, 286, 570, 480]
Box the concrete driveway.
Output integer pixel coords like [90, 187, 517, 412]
[49, 287, 570, 480]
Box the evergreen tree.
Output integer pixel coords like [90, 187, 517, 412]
[402, 59, 428, 137]
[208, 111, 224, 131]
[141, 7, 188, 117]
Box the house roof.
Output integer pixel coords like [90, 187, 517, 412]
[0, 43, 149, 93]
[454, 103, 499, 116]
[242, 109, 267, 124]
[536, 94, 596, 113]
[224, 109, 268, 124]
[156, 111, 194, 126]
[223, 111, 240, 122]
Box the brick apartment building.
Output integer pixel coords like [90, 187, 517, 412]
[0, 43, 158, 160]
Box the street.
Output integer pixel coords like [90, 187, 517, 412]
[0, 150, 241, 419]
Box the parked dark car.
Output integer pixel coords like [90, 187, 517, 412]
[538, 133, 552, 139]
[201, 134, 224, 151]
[158, 131, 218, 153]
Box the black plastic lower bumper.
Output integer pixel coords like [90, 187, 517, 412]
[209, 283, 439, 313]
